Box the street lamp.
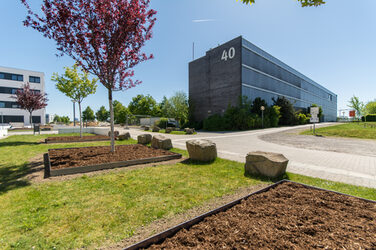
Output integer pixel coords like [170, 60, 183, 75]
[260, 106, 265, 128]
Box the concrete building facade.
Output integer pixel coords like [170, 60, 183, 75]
[189, 36, 337, 122]
[0, 66, 46, 125]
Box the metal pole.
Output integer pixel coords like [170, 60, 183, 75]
[313, 123, 316, 135]
[262, 110, 264, 128]
[125, 115, 129, 129]
[73, 101, 76, 126]
[192, 42, 195, 60]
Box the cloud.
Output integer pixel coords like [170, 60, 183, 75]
[192, 19, 216, 23]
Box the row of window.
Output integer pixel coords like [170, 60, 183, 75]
[0, 101, 21, 109]
[0, 115, 41, 123]
[0, 72, 41, 83]
[0, 87, 40, 95]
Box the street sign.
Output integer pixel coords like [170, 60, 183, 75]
[310, 117, 319, 123]
[310, 107, 319, 117]
[349, 110, 356, 117]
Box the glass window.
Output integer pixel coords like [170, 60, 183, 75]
[29, 76, 41, 83]
[0, 73, 4, 79]
[17, 75, 23, 81]
[0, 102, 4, 108]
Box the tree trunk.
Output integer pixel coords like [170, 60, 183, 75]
[108, 88, 115, 152]
[79, 101, 83, 138]
[29, 111, 33, 128]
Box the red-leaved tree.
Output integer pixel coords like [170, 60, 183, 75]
[14, 83, 48, 126]
[21, 0, 157, 152]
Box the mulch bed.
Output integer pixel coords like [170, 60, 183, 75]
[49, 144, 176, 170]
[45, 135, 110, 143]
[146, 182, 376, 249]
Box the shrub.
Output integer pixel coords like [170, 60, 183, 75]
[155, 117, 168, 129]
[296, 113, 309, 125]
[203, 114, 225, 131]
[364, 114, 376, 122]
[273, 97, 297, 126]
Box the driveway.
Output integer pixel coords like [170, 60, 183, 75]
[127, 124, 376, 188]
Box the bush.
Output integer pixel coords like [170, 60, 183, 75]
[296, 113, 309, 125]
[155, 117, 168, 129]
[203, 114, 225, 131]
[273, 97, 297, 126]
[364, 114, 376, 122]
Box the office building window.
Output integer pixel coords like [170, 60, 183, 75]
[0, 102, 5, 108]
[29, 76, 41, 83]
[0, 72, 23, 81]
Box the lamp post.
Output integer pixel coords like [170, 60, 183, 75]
[260, 106, 265, 128]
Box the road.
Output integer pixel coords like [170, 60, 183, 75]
[128, 124, 376, 189]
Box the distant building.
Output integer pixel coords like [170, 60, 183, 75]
[0, 66, 46, 125]
[189, 36, 337, 122]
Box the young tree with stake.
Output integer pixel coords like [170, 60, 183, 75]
[21, 0, 156, 152]
[14, 83, 48, 127]
[52, 64, 97, 137]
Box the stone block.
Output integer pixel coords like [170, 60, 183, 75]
[151, 135, 173, 150]
[186, 139, 217, 162]
[244, 151, 288, 178]
[137, 134, 152, 144]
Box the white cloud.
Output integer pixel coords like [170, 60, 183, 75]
[192, 19, 216, 23]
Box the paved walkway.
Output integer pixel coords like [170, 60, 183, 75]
[127, 125, 376, 189]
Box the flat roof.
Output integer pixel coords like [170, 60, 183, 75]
[0, 65, 44, 75]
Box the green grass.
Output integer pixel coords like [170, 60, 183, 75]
[301, 122, 376, 140]
[146, 129, 196, 135]
[0, 134, 375, 249]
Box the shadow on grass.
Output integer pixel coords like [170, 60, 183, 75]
[179, 158, 216, 166]
[0, 161, 42, 194]
[244, 172, 290, 183]
[0, 141, 40, 147]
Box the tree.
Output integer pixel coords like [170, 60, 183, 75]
[128, 94, 160, 116]
[239, 0, 325, 7]
[52, 64, 97, 137]
[82, 106, 95, 122]
[96, 106, 110, 122]
[166, 92, 189, 126]
[348, 96, 364, 118]
[21, 0, 157, 152]
[113, 100, 131, 124]
[273, 96, 296, 126]
[365, 101, 376, 115]
[14, 83, 48, 127]
[54, 115, 70, 124]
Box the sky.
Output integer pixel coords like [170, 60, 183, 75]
[0, 0, 375, 118]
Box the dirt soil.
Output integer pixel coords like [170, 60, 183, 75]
[49, 144, 176, 170]
[45, 135, 110, 143]
[147, 182, 376, 249]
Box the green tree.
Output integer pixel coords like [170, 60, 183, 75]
[239, 0, 325, 7]
[365, 101, 376, 115]
[273, 97, 296, 126]
[166, 92, 189, 126]
[128, 94, 160, 116]
[113, 100, 131, 124]
[82, 106, 95, 122]
[348, 96, 365, 118]
[52, 64, 97, 137]
[96, 106, 110, 122]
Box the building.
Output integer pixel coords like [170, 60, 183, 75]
[189, 36, 337, 122]
[0, 66, 46, 126]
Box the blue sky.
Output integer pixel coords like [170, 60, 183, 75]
[1, 0, 375, 117]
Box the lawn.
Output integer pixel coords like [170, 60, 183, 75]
[0, 134, 375, 249]
[301, 122, 376, 140]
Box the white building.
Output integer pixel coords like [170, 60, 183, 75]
[0, 66, 46, 126]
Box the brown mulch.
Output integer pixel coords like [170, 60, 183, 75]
[45, 135, 110, 143]
[147, 182, 376, 249]
[49, 144, 176, 170]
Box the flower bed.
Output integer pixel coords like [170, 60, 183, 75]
[45, 135, 111, 144]
[127, 181, 376, 249]
[44, 144, 181, 177]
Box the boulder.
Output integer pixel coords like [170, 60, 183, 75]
[185, 128, 195, 135]
[244, 151, 288, 178]
[137, 134, 152, 145]
[108, 130, 120, 137]
[152, 126, 160, 132]
[151, 135, 173, 150]
[186, 139, 217, 162]
[144, 126, 150, 131]
[165, 127, 174, 133]
[118, 132, 131, 140]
